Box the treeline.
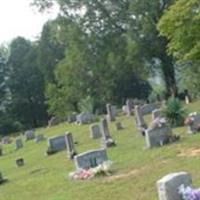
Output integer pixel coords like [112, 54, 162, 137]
[0, 0, 199, 135]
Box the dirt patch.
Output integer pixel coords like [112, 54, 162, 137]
[178, 147, 200, 157]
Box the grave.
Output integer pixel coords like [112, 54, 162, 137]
[126, 99, 133, 116]
[35, 134, 45, 143]
[1, 136, 11, 144]
[100, 118, 116, 148]
[65, 132, 76, 159]
[16, 158, 24, 167]
[90, 124, 102, 139]
[145, 124, 173, 148]
[67, 113, 77, 123]
[157, 172, 192, 200]
[76, 112, 93, 124]
[115, 122, 123, 131]
[0, 172, 7, 185]
[24, 130, 35, 141]
[134, 105, 147, 136]
[185, 113, 200, 134]
[48, 116, 60, 127]
[47, 135, 67, 155]
[106, 104, 116, 122]
[74, 149, 108, 170]
[15, 138, 23, 150]
[141, 103, 160, 115]
[152, 109, 161, 120]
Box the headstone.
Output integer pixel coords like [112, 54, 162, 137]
[157, 172, 192, 200]
[186, 113, 200, 134]
[115, 122, 123, 131]
[106, 104, 116, 122]
[90, 124, 102, 139]
[24, 130, 35, 141]
[15, 138, 23, 150]
[68, 113, 77, 123]
[35, 134, 45, 143]
[145, 125, 172, 148]
[65, 132, 76, 159]
[1, 136, 11, 144]
[126, 99, 133, 116]
[134, 105, 147, 136]
[141, 103, 160, 115]
[76, 112, 93, 124]
[16, 158, 24, 167]
[74, 149, 108, 170]
[152, 109, 162, 120]
[100, 118, 115, 148]
[48, 116, 60, 127]
[47, 135, 67, 154]
[0, 172, 7, 184]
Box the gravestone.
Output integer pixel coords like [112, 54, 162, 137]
[115, 122, 123, 131]
[48, 116, 60, 127]
[152, 109, 161, 120]
[15, 138, 23, 150]
[68, 113, 77, 123]
[126, 99, 133, 116]
[157, 172, 192, 200]
[1, 136, 11, 144]
[141, 103, 160, 115]
[74, 149, 108, 170]
[134, 105, 147, 136]
[76, 112, 93, 124]
[47, 135, 67, 154]
[145, 125, 172, 148]
[65, 132, 76, 159]
[24, 130, 35, 141]
[35, 134, 45, 143]
[0, 172, 7, 184]
[186, 114, 200, 134]
[16, 158, 24, 167]
[106, 104, 116, 122]
[100, 118, 115, 148]
[90, 124, 102, 139]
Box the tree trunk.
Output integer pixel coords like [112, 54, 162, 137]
[162, 55, 177, 98]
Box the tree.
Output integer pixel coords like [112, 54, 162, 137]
[38, 19, 66, 84]
[32, 0, 176, 97]
[158, 0, 200, 96]
[7, 37, 47, 128]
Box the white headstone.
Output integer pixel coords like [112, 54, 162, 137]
[157, 172, 192, 200]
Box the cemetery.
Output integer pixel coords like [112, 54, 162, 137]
[1, 101, 200, 200]
[0, 0, 200, 199]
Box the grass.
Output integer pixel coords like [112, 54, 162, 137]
[1, 100, 200, 200]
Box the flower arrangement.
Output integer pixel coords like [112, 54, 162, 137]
[184, 112, 197, 126]
[69, 161, 113, 181]
[179, 184, 200, 200]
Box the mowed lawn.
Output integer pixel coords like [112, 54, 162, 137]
[1, 101, 200, 200]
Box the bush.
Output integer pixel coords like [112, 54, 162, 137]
[162, 98, 187, 127]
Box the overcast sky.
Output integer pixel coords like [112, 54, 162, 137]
[0, 0, 58, 44]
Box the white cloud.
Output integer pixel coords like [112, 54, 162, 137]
[0, 0, 58, 44]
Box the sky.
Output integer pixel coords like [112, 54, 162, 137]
[0, 0, 58, 44]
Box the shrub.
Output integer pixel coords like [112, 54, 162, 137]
[162, 98, 187, 127]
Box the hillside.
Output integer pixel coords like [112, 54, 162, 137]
[1, 101, 200, 200]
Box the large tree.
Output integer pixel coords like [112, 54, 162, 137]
[7, 37, 47, 128]
[32, 0, 176, 97]
[158, 0, 200, 96]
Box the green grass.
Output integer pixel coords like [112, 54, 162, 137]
[1, 100, 200, 200]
